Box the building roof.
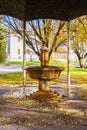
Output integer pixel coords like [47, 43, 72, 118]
[0, 0, 87, 21]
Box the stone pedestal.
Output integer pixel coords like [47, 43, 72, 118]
[39, 80, 51, 91]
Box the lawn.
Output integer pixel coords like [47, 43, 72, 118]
[50, 60, 87, 86]
[70, 67, 87, 86]
[0, 60, 87, 86]
[10, 61, 40, 66]
[0, 72, 38, 86]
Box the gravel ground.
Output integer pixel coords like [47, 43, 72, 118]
[0, 65, 87, 129]
[0, 86, 87, 130]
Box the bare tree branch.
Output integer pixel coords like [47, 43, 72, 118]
[36, 20, 42, 36]
[49, 21, 66, 56]
[29, 21, 45, 44]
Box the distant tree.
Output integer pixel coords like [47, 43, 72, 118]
[0, 16, 6, 62]
[3, 16, 67, 60]
[71, 16, 87, 68]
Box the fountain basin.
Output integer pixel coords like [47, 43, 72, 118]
[26, 66, 64, 81]
[25, 46, 64, 97]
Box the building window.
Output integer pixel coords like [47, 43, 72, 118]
[26, 49, 30, 54]
[18, 49, 20, 54]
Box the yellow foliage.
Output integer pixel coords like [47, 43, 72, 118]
[26, 90, 61, 102]
[26, 116, 31, 119]
[58, 107, 63, 111]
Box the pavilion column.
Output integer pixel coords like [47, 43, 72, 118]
[22, 20, 26, 88]
[67, 20, 71, 96]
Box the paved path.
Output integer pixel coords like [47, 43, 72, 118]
[0, 65, 22, 74]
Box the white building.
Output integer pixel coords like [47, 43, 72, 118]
[5, 33, 79, 63]
[53, 44, 78, 62]
[6, 34, 39, 61]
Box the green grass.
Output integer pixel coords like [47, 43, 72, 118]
[50, 59, 87, 86]
[0, 59, 87, 86]
[10, 61, 40, 66]
[50, 59, 66, 67]
[72, 67, 87, 73]
[0, 72, 38, 86]
[0, 61, 40, 66]
[0, 61, 5, 64]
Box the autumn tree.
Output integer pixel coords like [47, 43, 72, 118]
[71, 16, 87, 68]
[0, 16, 6, 62]
[3, 16, 67, 60]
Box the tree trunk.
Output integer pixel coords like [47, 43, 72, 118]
[74, 51, 84, 68]
[78, 58, 84, 68]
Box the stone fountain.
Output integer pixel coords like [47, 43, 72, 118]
[26, 46, 64, 100]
